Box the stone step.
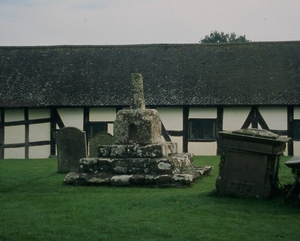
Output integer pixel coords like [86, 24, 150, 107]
[64, 166, 213, 187]
[98, 142, 177, 158]
[78, 153, 194, 175]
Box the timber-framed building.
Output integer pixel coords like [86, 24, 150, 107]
[0, 41, 300, 158]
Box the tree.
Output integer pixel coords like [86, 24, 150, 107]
[200, 31, 250, 44]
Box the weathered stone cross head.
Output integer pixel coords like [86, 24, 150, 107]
[113, 73, 162, 145]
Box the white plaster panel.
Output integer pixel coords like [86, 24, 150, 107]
[258, 107, 287, 130]
[29, 145, 51, 158]
[5, 109, 24, 122]
[156, 107, 182, 130]
[57, 108, 83, 130]
[283, 143, 288, 156]
[188, 142, 217, 156]
[29, 123, 50, 142]
[189, 108, 217, 118]
[29, 108, 50, 119]
[108, 123, 114, 135]
[4, 147, 24, 159]
[294, 107, 300, 119]
[5, 125, 25, 144]
[294, 142, 300, 156]
[89, 108, 116, 121]
[170, 136, 182, 153]
[223, 107, 251, 131]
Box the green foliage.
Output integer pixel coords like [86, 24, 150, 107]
[200, 30, 250, 44]
[0, 157, 299, 241]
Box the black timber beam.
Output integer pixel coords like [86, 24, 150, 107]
[0, 108, 4, 159]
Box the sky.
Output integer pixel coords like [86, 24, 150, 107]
[0, 0, 299, 46]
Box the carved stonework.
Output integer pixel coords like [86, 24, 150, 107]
[131, 73, 145, 109]
[64, 73, 212, 187]
[114, 109, 162, 145]
[114, 74, 161, 145]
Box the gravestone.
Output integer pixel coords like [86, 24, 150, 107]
[89, 132, 114, 157]
[56, 127, 87, 173]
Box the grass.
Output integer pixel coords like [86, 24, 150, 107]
[0, 156, 299, 241]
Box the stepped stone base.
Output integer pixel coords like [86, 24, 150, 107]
[98, 142, 178, 158]
[64, 153, 212, 187]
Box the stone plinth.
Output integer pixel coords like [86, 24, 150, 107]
[114, 109, 162, 145]
[64, 153, 212, 187]
[98, 142, 177, 158]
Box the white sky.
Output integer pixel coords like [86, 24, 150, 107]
[0, 0, 299, 46]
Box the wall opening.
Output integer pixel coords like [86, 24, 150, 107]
[128, 123, 138, 142]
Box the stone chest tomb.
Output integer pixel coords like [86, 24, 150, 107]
[216, 128, 290, 198]
[64, 73, 212, 186]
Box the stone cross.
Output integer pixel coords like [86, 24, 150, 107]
[114, 73, 161, 144]
[131, 73, 145, 109]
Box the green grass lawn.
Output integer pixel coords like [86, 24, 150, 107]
[0, 156, 299, 241]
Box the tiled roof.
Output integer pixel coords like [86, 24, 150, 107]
[0, 42, 299, 107]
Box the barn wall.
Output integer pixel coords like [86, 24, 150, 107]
[1, 105, 299, 158]
[294, 107, 300, 119]
[189, 107, 217, 118]
[4, 109, 25, 158]
[188, 107, 217, 155]
[157, 107, 183, 130]
[29, 108, 50, 119]
[3, 108, 52, 158]
[28, 108, 51, 158]
[107, 124, 114, 135]
[5, 109, 24, 121]
[5, 125, 25, 145]
[223, 107, 251, 130]
[156, 107, 183, 153]
[89, 107, 116, 121]
[57, 108, 84, 129]
[189, 142, 216, 156]
[259, 107, 289, 155]
[293, 142, 300, 156]
[4, 125, 25, 158]
[89, 107, 115, 135]
[294, 107, 300, 156]
[28, 109, 51, 152]
[258, 107, 287, 130]
[5, 147, 25, 159]
[170, 136, 183, 153]
[29, 123, 50, 143]
[29, 145, 51, 159]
